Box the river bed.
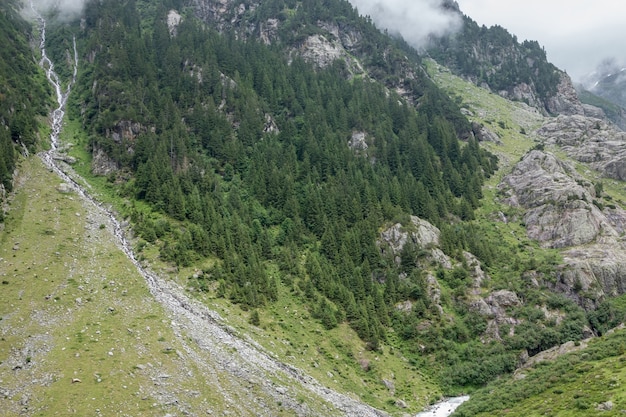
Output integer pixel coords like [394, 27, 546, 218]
[415, 396, 470, 417]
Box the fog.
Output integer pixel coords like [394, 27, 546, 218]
[347, 0, 462, 49]
[28, 0, 86, 21]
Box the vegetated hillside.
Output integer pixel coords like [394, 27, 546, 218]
[427, 59, 626, 416]
[0, 0, 50, 211]
[4, 0, 626, 415]
[64, 2, 604, 386]
[452, 326, 626, 416]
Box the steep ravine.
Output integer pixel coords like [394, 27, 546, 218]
[28, 8, 389, 417]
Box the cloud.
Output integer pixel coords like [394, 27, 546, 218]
[29, 0, 86, 21]
[347, 0, 462, 49]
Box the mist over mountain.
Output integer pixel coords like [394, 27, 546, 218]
[28, 0, 86, 20]
[574, 58, 626, 130]
[346, 0, 462, 48]
[580, 58, 626, 91]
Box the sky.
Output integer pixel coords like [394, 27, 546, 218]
[456, 0, 626, 81]
[348, 0, 626, 82]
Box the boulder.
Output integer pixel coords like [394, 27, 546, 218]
[472, 122, 502, 144]
[378, 216, 440, 255]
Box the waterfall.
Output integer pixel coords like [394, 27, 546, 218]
[31, 1, 78, 151]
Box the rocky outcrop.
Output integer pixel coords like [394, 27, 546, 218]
[463, 251, 489, 290]
[582, 104, 606, 120]
[167, 10, 182, 36]
[95, 120, 146, 175]
[91, 144, 119, 176]
[554, 246, 626, 309]
[105, 120, 144, 144]
[545, 73, 585, 116]
[348, 131, 369, 154]
[263, 113, 279, 134]
[537, 115, 626, 181]
[472, 122, 501, 144]
[378, 215, 452, 269]
[498, 82, 543, 112]
[498, 150, 617, 248]
[499, 148, 626, 308]
[469, 290, 521, 342]
[299, 34, 345, 68]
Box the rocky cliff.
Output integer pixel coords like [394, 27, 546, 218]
[428, 12, 582, 117]
[499, 116, 626, 308]
[537, 115, 626, 181]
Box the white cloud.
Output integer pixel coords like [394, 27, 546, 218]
[347, 0, 462, 49]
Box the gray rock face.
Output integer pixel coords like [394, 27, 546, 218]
[348, 131, 369, 152]
[545, 74, 585, 116]
[537, 115, 626, 181]
[105, 120, 144, 144]
[378, 217, 449, 316]
[167, 10, 182, 36]
[472, 122, 501, 144]
[299, 34, 344, 68]
[378, 215, 452, 269]
[498, 82, 543, 112]
[582, 104, 606, 120]
[91, 144, 119, 176]
[498, 150, 610, 248]
[379, 216, 439, 254]
[469, 290, 521, 341]
[499, 147, 626, 308]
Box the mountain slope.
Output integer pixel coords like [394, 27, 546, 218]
[0, 0, 50, 209]
[427, 8, 581, 117]
[427, 46, 626, 417]
[3, 0, 626, 415]
[0, 156, 393, 417]
[581, 62, 626, 110]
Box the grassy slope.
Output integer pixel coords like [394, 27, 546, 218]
[0, 157, 235, 416]
[60, 117, 442, 414]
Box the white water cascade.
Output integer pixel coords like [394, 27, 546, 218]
[31, 1, 77, 152]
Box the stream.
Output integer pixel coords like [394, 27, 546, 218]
[415, 396, 470, 417]
[30, 6, 391, 416]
